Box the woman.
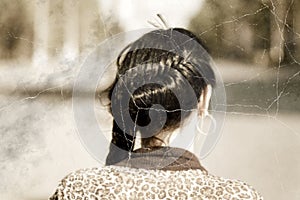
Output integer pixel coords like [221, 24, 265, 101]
[50, 28, 263, 199]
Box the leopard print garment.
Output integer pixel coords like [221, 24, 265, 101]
[49, 166, 263, 200]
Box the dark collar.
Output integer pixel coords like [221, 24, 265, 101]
[115, 146, 207, 172]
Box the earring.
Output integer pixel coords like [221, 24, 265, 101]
[194, 113, 216, 158]
[196, 113, 216, 136]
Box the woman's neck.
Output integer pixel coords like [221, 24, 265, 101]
[141, 131, 172, 148]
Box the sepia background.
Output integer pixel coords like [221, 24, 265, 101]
[0, 0, 299, 199]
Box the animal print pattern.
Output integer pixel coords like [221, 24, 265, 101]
[49, 166, 263, 200]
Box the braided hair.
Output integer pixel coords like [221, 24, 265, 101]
[105, 28, 215, 165]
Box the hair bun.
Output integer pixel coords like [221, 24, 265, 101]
[111, 62, 197, 138]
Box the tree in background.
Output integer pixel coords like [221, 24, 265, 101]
[0, 0, 33, 60]
[189, 0, 298, 66]
[0, 0, 122, 62]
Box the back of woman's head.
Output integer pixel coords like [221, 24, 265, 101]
[105, 28, 215, 165]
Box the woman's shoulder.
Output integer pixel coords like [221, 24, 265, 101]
[50, 166, 263, 200]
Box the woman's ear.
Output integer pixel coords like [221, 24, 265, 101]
[198, 85, 212, 117]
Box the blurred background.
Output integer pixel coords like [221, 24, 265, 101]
[0, 0, 299, 199]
